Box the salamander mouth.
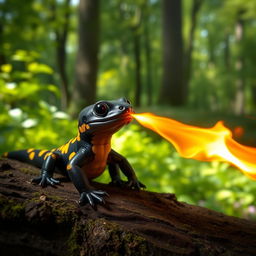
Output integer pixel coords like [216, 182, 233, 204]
[88, 110, 133, 126]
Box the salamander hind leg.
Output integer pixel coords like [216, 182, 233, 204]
[32, 153, 60, 187]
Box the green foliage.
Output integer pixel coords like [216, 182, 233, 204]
[0, 50, 74, 152]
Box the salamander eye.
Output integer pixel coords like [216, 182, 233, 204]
[93, 102, 109, 117]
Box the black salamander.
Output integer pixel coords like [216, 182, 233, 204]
[3, 98, 145, 207]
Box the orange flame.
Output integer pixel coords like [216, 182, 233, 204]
[132, 113, 256, 180]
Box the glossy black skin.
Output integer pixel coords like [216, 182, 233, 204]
[4, 98, 145, 208]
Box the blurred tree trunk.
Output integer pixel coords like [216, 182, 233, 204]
[0, 23, 6, 66]
[132, 8, 142, 107]
[184, 0, 203, 99]
[234, 18, 245, 115]
[0, 4, 6, 66]
[71, 0, 100, 115]
[51, 0, 71, 110]
[144, 0, 153, 106]
[224, 33, 230, 71]
[160, 0, 184, 106]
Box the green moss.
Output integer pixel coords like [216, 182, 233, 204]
[67, 223, 84, 256]
[67, 218, 149, 256]
[19, 167, 38, 175]
[0, 196, 25, 220]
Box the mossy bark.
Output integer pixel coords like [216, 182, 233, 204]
[1, 158, 256, 256]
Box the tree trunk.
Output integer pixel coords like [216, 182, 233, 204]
[71, 0, 100, 116]
[0, 15, 6, 66]
[224, 33, 230, 71]
[144, 0, 153, 106]
[184, 0, 203, 101]
[234, 18, 245, 115]
[160, 0, 184, 106]
[133, 30, 142, 107]
[51, 0, 71, 110]
[1, 158, 256, 256]
[132, 7, 142, 108]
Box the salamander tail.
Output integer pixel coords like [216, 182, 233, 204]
[2, 149, 50, 169]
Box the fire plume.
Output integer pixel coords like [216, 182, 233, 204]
[132, 113, 256, 180]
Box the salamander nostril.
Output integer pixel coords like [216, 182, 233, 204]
[119, 106, 124, 110]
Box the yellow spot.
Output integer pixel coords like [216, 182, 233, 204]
[38, 150, 47, 157]
[71, 137, 76, 143]
[69, 152, 76, 160]
[27, 148, 34, 153]
[3, 152, 8, 157]
[43, 152, 57, 160]
[77, 134, 81, 141]
[44, 152, 51, 160]
[67, 164, 72, 170]
[29, 152, 35, 160]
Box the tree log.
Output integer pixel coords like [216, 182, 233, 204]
[0, 158, 256, 256]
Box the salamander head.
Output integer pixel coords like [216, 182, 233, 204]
[78, 98, 133, 137]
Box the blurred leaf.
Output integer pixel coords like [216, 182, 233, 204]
[27, 62, 53, 74]
[1, 64, 12, 73]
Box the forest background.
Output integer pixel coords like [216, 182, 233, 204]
[1, 0, 256, 219]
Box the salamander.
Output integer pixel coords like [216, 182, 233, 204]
[3, 98, 145, 207]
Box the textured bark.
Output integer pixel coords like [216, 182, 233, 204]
[71, 0, 100, 115]
[1, 158, 256, 256]
[160, 0, 184, 106]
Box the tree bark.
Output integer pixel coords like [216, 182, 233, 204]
[71, 0, 100, 116]
[1, 158, 256, 256]
[160, 0, 184, 106]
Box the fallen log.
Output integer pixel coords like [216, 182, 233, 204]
[0, 158, 255, 256]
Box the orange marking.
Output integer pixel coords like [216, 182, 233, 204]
[51, 153, 57, 160]
[67, 164, 72, 170]
[29, 152, 35, 160]
[79, 123, 90, 133]
[69, 152, 76, 160]
[38, 150, 47, 157]
[27, 148, 34, 153]
[77, 134, 81, 141]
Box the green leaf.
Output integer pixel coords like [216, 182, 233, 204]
[27, 62, 53, 74]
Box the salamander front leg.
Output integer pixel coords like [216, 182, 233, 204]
[108, 150, 146, 190]
[108, 162, 126, 187]
[68, 147, 108, 208]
